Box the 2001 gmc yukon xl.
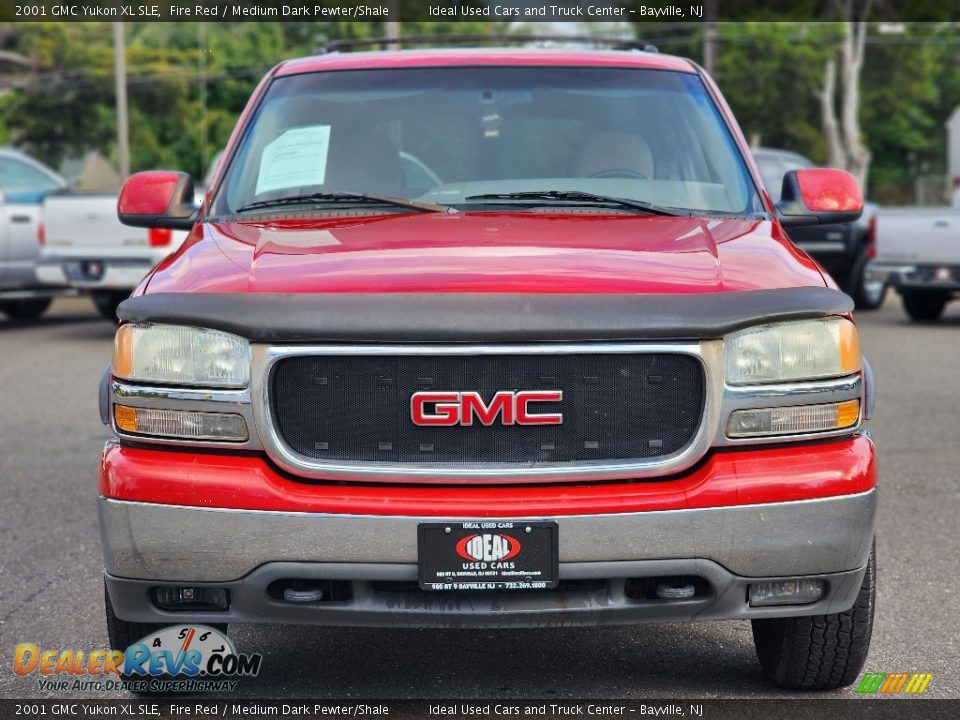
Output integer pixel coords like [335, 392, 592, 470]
[99, 46, 877, 690]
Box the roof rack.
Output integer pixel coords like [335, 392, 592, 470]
[316, 34, 659, 55]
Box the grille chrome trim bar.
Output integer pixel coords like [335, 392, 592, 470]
[251, 342, 723, 484]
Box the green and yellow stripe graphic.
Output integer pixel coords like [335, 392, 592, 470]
[856, 672, 933, 694]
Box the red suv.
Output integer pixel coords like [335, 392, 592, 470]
[100, 46, 876, 690]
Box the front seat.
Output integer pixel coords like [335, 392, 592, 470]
[325, 124, 404, 196]
[576, 132, 656, 179]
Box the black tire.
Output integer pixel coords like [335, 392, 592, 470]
[848, 253, 887, 311]
[92, 291, 128, 322]
[0, 298, 52, 321]
[105, 583, 166, 656]
[902, 290, 948, 322]
[752, 545, 875, 690]
[104, 583, 227, 695]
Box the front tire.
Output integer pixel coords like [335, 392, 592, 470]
[104, 583, 165, 658]
[902, 290, 948, 322]
[104, 584, 227, 695]
[0, 298, 52, 321]
[752, 545, 875, 690]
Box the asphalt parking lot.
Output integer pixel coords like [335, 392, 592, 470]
[1, 295, 957, 700]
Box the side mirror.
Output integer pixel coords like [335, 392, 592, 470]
[117, 171, 198, 230]
[777, 168, 863, 227]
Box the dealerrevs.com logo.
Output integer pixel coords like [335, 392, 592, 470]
[14, 625, 262, 693]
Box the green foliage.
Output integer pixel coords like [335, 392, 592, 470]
[713, 23, 839, 159]
[643, 21, 960, 200]
[0, 19, 958, 205]
[0, 19, 499, 180]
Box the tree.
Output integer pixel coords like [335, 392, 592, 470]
[0, 19, 501, 178]
[817, 1, 874, 187]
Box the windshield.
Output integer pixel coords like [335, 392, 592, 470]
[212, 66, 763, 217]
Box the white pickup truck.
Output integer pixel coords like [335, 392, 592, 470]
[36, 155, 220, 319]
[867, 205, 960, 321]
[36, 193, 186, 319]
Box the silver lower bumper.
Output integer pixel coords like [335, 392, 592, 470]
[100, 491, 875, 582]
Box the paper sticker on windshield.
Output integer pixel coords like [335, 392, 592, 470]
[255, 125, 331, 195]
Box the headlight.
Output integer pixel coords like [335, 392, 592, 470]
[114, 323, 250, 388]
[725, 317, 860, 385]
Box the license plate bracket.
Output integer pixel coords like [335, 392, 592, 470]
[417, 521, 559, 591]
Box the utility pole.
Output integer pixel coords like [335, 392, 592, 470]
[703, 0, 718, 76]
[113, 21, 130, 179]
[199, 22, 208, 179]
[385, 0, 400, 50]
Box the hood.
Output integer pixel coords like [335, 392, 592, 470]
[143, 211, 827, 295]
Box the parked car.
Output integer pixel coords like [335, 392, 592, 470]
[0, 148, 75, 320]
[752, 147, 883, 309]
[100, 46, 876, 690]
[35, 154, 220, 320]
[867, 205, 960, 321]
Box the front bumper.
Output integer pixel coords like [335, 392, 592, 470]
[100, 488, 875, 628]
[100, 491, 875, 582]
[100, 431, 876, 628]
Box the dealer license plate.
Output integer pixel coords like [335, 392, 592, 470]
[418, 520, 559, 591]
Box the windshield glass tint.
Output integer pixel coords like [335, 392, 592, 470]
[214, 66, 762, 216]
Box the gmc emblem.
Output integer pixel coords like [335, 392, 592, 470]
[410, 390, 564, 427]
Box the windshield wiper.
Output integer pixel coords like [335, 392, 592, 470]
[463, 190, 688, 217]
[236, 191, 449, 214]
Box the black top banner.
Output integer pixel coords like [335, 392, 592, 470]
[1, 0, 958, 23]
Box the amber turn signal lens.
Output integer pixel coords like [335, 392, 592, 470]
[113, 325, 133, 379]
[838, 320, 861, 375]
[836, 399, 861, 428]
[114, 404, 138, 433]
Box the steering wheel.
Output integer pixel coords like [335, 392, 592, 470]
[588, 168, 650, 180]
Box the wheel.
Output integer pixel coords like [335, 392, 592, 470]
[104, 582, 165, 656]
[0, 298, 52, 320]
[752, 544, 875, 690]
[104, 583, 228, 694]
[92, 291, 128, 322]
[848, 253, 887, 311]
[902, 290, 948, 322]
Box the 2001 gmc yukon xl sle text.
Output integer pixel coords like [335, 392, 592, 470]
[99, 47, 877, 691]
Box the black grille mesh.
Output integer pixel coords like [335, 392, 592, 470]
[270, 353, 704, 465]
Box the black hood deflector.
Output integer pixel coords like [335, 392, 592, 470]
[118, 288, 852, 343]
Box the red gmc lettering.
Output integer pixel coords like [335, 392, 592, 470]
[410, 391, 460, 426]
[516, 390, 563, 425]
[461, 392, 514, 426]
[411, 391, 563, 426]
